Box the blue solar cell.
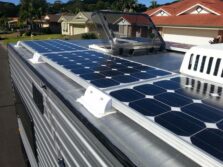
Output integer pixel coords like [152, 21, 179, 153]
[63, 64, 82, 69]
[154, 80, 182, 90]
[181, 103, 223, 123]
[122, 62, 140, 67]
[135, 65, 155, 71]
[155, 112, 205, 136]
[106, 64, 126, 69]
[54, 59, 74, 64]
[80, 63, 100, 68]
[147, 70, 171, 76]
[110, 89, 145, 102]
[155, 93, 193, 107]
[119, 68, 140, 74]
[191, 129, 223, 161]
[70, 68, 93, 75]
[24, 40, 85, 53]
[217, 120, 223, 130]
[112, 75, 139, 83]
[91, 78, 119, 88]
[131, 72, 156, 79]
[90, 66, 111, 72]
[133, 84, 166, 96]
[129, 99, 170, 116]
[80, 73, 105, 80]
[114, 59, 129, 63]
[100, 70, 123, 76]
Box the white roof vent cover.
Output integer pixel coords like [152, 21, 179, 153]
[180, 44, 223, 84]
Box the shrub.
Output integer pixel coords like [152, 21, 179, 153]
[81, 33, 97, 40]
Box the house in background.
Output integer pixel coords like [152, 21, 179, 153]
[113, 15, 150, 38]
[34, 14, 62, 33]
[58, 12, 96, 36]
[145, 0, 223, 45]
[8, 17, 19, 30]
[43, 14, 62, 33]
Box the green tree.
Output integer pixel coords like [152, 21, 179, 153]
[0, 2, 19, 17]
[111, 0, 137, 12]
[0, 17, 8, 31]
[19, 0, 47, 31]
[150, 0, 158, 9]
[48, 0, 65, 14]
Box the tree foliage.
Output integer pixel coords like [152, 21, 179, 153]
[19, 0, 47, 21]
[0, 17, 8, 30]
[19, 0, 47, 30]
[0, 2, 19, 17]
[47, 0, 147, 14]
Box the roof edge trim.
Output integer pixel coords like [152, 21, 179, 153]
[149, 8, 171, 16]
[176, 3, 221, 16]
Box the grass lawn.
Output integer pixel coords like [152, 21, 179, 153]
[1, 34, 65, 45]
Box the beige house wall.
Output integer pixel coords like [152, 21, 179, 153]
[61, 23, 94, 35]
[61, 22, 70, 35]
[162, 27, 218, 45]
[72, 24, 86, 35]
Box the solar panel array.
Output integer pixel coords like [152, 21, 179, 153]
[109, 76, 223, 162]
[23, 40, 86, 53]
[21, 39, 223, 165]
[43, 50, 172, 88]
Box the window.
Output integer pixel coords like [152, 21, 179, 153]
[32, 84, 44, 114]
[196, 6, 203, 13]
[63, 23, 68, 32]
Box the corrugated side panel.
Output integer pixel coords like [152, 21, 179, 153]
[8, 48, 123, 167]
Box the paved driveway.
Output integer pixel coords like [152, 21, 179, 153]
[0, 44, 25, 167]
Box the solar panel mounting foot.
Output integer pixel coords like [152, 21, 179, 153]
[77, 86, 115, 118]
[29, 52, 43, 64]
[15, 41, 21, 48]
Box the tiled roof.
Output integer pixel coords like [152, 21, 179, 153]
[114, 15, 150, 25]
[46, 14, 62, 22]
[145, 0, 223, 27]
[152, 14, 223, 28]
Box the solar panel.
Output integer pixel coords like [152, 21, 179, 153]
[41, 49, 173, 89]
[22, 39, 86, 53]
[109, 75, 223, 163]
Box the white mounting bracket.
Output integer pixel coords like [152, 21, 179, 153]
[77, 86, 115, 118]
[29, 52, 43, 64]
[89, 44, 111, 54]
[15, 41, 21, 48]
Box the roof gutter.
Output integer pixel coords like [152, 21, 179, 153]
[156, 25, 223, 30]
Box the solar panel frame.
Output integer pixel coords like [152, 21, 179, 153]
[107, 75, 223, 166]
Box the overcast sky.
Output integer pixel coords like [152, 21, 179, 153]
[0, 0, 175, 6]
